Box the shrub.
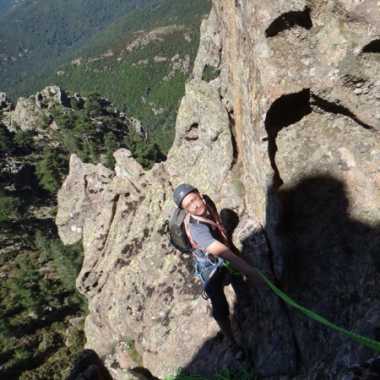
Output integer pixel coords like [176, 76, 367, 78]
[0, 191, 19, 222]
[0, 123, 14, 154]
[34, 231, 84, 294]
[104, 132, 118, 169]
[13, 129, 35, 153]
[35, 147, 64, 193]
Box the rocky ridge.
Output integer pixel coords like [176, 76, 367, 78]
[57, 1, 380, 379]
[0, 85, 143, 137]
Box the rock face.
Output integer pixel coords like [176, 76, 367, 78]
[35, 85, 71, 109]
[0, 92, 12, 111]
[11, 97, 47, 132]
[56, 1, 380, 379]
[5, 85, 72, 133]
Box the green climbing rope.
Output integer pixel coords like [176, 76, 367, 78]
[255, 269, 380, 353]
[223, 260, 241, 276]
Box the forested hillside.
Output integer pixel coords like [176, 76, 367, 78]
[0, 2, 211, 378]
[0, 0, 11, 13]
[0, 86, 165, 379]
[51, 0, 210, 153]
[0, 0, 210, 153]
[0, 0, 156, 97]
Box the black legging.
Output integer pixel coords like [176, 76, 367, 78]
[204, 267, 248, 323]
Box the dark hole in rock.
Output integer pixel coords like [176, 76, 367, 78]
[228, 110, 238, 167]
[265, 6, 312, 38]
[265, 89, 312, 188]
[185, 123, 199, 141]
[362, 39, 380, 54]
[202, 64, 221, 82]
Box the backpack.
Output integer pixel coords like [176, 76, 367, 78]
[168, 207, 192, 253]
[168, 195, 226, 291]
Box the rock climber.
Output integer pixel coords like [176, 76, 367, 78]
[173, 183, 262, 358]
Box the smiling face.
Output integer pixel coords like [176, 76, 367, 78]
[181, 191, 207, 217]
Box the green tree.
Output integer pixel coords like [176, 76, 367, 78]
[85, 93, 104, 117]
[0, 319, 11, 339]
[34, 231, 84, 294]
[125, 130, 165, 168]
[7, 254, 45, 314]
[104, 132, 118, 169]
[0, 191, 19, 222]
[0, 123, 14, 155]
[13, 129, 35, 153]
[36, 147, 63, 193]
[48, 240, 83, 291]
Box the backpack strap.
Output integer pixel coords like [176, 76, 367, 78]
[184, 212, 198, 249]
[201, 195, 240, 254]
[183, 194, 229, 249]
[190, 214, 228, 241]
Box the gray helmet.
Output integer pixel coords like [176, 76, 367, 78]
[173, 183, 198, 208]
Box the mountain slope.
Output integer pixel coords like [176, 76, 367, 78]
[0, 0, 156, 95]
[45, 0, 210, 153]
[0, 86, 154, 379]
[0, 0, 13, 14]
[0, 0, 210, 153]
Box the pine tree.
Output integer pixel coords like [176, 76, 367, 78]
[0, 124, 13, 155]
[36, 147, 62, 193]
[104, 132, 118, 169]
[0, 190, 19, 222]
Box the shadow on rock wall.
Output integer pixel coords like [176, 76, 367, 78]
[173, 175, 380, 379]
[273, 175, 380, 375]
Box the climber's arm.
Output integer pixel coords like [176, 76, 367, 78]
[206, 240, 263, 285]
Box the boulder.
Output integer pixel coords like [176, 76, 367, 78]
[35, 85, 70, 109]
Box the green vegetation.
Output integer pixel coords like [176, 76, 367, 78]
[165, 368, 256, 380]
[125, 338, 143, 367]
[0, 123, 36, 156]
[0, 0, 154, 97]
[0, 122, 13, 153]
[125, 128, 166, 168]
[0, 1, 212, 377]
[34, 231, 85, 294]
[47, 94, 166, 170]
[36, 147, 66, 193]
[1, 0, 210, 155]
[0, 233, 87, 379]
[0, 190, 19, 222]
[0, 100, 92, 379]
[46, 0, 209, 154]
[0, 90, 168, 377]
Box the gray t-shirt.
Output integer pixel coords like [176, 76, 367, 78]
[188, 216, 219, 250]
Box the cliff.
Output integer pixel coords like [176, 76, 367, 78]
[56, 1, 380, 379]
